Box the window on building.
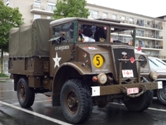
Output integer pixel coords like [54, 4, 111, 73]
[149, 41, 153, 48]
[34, 14, 41, 20]
[143, 51, 151, 55]
[137, 19, 144, 26]
[47, 2, 56, 11]
[103, 13, 108, 18]
[147, 31, 152, 37]
[88, 10, 99, 19]
[47, 16, 51, 19]
[137, 29, 144, 37]
[34, 0, 41, 7]
[155, 31, 159, 38]
[138, 40, 145, 47]
[129, 18, 134, 24]
[147, 21, 150, 25]
[135, 40, 139, 47]
[5, 0, 9, 6]
[151, 51, 159, 56]
[121, 16, 126, 21]
[112, 14, 117, 20]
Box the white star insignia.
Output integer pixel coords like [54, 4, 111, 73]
[53, 52, 61, 68]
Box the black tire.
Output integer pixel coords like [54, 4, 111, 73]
[156, 86, 166, 105]
[124, 90, 153, 112]
[60, 79, 92, 124]
[17, 78, 35, 108]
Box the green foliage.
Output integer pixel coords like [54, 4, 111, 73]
[0, 0, 23, 52]
[53, 0, 90, 19]
[0, 73, 9, 77]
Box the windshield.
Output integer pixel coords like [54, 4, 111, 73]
[148, 57, 166, 69]
[77, 22, 108, 43]
[110, 27, 135, 45]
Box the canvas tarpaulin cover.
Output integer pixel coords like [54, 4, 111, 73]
[9, 19, 53, 57]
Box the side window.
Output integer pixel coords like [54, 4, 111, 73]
[51, 22, 74, 45]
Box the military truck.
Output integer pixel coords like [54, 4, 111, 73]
[9, 18, 162, 124]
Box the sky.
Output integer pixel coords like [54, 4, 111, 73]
[87, 0, 166, 18]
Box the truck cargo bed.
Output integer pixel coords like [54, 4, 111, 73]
[9, 57, 49, 76]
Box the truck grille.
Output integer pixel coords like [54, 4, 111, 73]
[113, 48, 138, 78]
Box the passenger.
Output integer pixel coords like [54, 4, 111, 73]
[94, 27, 106, 42]
[78, 25, 95, 42]
[82, 25, 93, 37]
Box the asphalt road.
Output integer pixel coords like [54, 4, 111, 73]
[0, 79, 166, 125]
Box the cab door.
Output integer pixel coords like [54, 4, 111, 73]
[49, 21, 76, 76]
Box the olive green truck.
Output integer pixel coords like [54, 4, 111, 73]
[9, 18, 162, 124]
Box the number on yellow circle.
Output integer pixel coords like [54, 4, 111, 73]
[93, 54, 104, 68]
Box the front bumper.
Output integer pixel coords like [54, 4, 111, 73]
[91, 81, 163, 97]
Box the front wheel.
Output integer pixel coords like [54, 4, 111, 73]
[60, 79, 92, 124]
[124, 90, 153, 112]
[17, 77, 35, 108]
[156, 86, 166, 105]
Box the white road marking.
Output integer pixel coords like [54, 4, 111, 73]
[112, 102, 166, 112]
[148, 107, 166, 112]
[0, 101, 72, 125]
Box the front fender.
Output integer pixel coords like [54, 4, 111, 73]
[52, 62, 95, 94]
[55, 62, 95, 76]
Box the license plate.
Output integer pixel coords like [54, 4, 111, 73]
[122, 70, 134, 78]
[157, 81, 163, 89]
[127, 87, 139, 95]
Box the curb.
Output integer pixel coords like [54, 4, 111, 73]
[0, 77, 11, 81]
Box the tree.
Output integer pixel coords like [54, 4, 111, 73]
[0, 0, 23, 74]
[53, 0, 90, 19]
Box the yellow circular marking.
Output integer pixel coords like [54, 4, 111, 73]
[93, 54, 104, 68]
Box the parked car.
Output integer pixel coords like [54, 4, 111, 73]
[135, 51, 166, 105]
[148, 56, 166, 105]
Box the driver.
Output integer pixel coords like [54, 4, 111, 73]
[78, 25, 95, 42]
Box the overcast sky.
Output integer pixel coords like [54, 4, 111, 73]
[87, 0, 165, 18]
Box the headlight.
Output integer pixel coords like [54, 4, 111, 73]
[139, 55, 147, 67]
[149, 71, 158, 81]
[97, 73, 107, 85]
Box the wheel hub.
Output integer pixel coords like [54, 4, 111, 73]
[20, 85, 25, 99]
[68, 97, 77, 108]
[66, 92, 78, 113]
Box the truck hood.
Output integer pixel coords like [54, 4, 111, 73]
[78, 44, 109, 54]
[154, 69, 166, 74]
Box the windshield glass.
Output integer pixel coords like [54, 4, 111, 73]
[110, 27, 135, 45]
[77, 22, 108, 43]
[149, 57, 166, 69]
[51, 22, 75, 45]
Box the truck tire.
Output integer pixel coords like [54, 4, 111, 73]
[124, 90, 153, 112]
[60, 79, 92, 124]
[17, 78, 35, 108]
[156, 86, 166, 105]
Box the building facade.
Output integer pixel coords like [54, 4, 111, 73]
[3, 0, 166, 58]
[3, 0, 56, 23]
[86, 4, 166, 58]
